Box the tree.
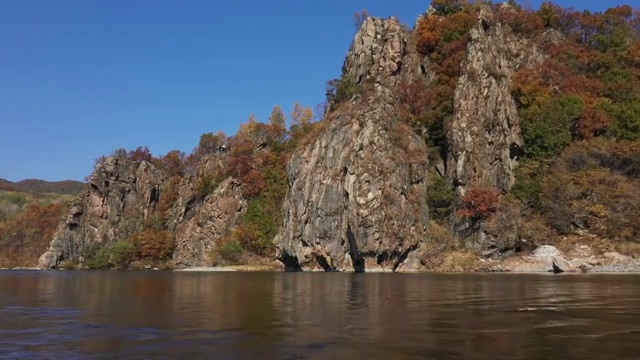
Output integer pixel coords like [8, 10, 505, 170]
[196, 131, 226, 156]
[325, 78, 359, 105]
[158, 150, 186, 177]
[521, 95, 584, 159]
[128, 146, 153, 162]
[111, 148, 128, 159]
[456, 187, 500, 221]
[267, 105, 287, 143]
[290, 102, 314, 138]
[431, 0, 466, 16]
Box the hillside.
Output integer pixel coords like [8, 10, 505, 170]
[4, 0, 640, 271]
[0, 178, 84, 195]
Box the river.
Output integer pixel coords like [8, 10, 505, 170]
[1, 271, 639, 359]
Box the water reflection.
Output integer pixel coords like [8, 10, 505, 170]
[1, 271, 640, 359]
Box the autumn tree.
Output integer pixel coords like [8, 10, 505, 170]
[456, 187, 501, 221]
[157, 150, 187, 177]
[267, 105, 287, 144]
[128, 146, 153, 162]
[290, 102, 314, 139]
[197, 131, 227, 156]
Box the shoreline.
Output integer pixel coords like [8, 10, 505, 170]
[3, 266, 640, 274]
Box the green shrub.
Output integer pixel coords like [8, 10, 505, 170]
[196, 173, 218, 199]
[87, 241, 135, 269]
[426, 175, 456, 219]
[325, 78, 360, 105]
[520, 95, 583, 159]
[211, 238, 244, 265]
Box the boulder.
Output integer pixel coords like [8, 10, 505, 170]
[552, 256, 573, 273]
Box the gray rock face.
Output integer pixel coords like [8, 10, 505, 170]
[38, 157, 165, 268]
[274, 17, 430, 272]
[274, 96, 429, 272]
[172, 178, 245, 267]
[163, 155, 246, 267]
[446, 9, 543, 193]
[342, 16, 408, 87]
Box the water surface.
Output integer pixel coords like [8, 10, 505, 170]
[1, 271, 639, 359]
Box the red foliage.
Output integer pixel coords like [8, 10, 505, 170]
[456, 187, 501, 221]
[128, 146, 153, 162]
[512, 59, 603, 107]
[396, 78, 434, 125]
[227, 139, 254, 180]
[240, 170, 266, 199]
[0, 183, 15, 191]
[573, 107, 610, 139]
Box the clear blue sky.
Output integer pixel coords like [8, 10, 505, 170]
[0, 0, 619, 181]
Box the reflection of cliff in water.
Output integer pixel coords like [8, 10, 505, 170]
[2, 272, 640, 359]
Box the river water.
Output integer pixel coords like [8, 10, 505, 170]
[1, 271, 639, 359]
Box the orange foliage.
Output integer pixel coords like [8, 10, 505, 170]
[512, 59, 603, 107]
[511, 65, 551, 106]
[415, 16, 442, 54]
[456, 187, 501, 221]
[0, 202, 67, 267]
[415, 11, 475, 58]
[155, 150, 186, 177]
[157, 175, 181, 214]
[495, 7, 544, 36]
[132, 229, 175, 260]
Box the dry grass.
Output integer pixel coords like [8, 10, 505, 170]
[438, 251, 480, 272]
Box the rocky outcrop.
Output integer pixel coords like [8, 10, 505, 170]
[274, 16, 436, 273]
[275, 96, 429, 272]
[446, 8, 543, 193]
[274, 17, 430, 272]
[161, 154, 246, 267]
[342, 17, 408, 87]
[171, 178, 245, 267]
[38, 157, 165, 268]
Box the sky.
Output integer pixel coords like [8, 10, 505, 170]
[0, 0, 622, 181]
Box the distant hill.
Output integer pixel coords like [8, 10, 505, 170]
[0, 178, 84, 195]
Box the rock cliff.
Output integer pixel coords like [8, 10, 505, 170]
[38, 157, 165, 268]
[168, 156, 246, 267]
[274, 97, 430, 272]
[274, 17, 430, 272]
[446, 8, 542, 194]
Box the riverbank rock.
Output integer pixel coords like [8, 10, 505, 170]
[552, 256, 573, 273]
